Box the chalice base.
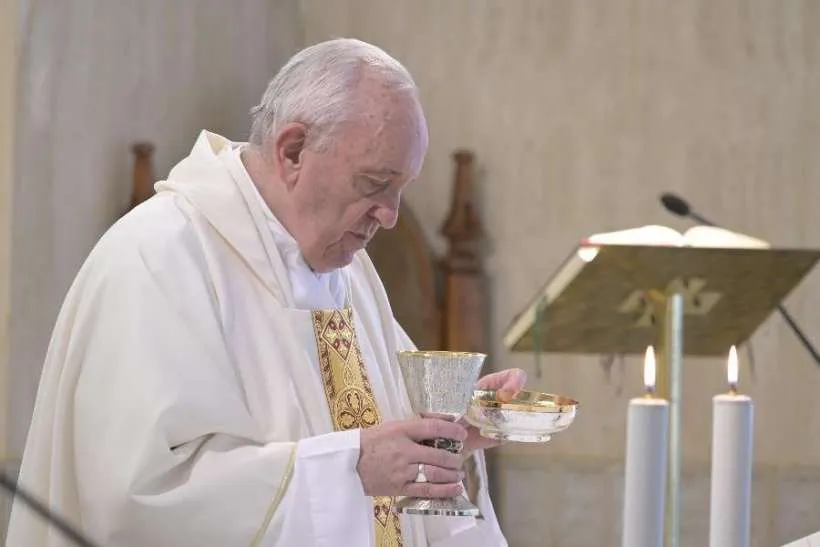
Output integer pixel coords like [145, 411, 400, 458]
[481, 428, 552, 443]
[395, 494, 481, 517]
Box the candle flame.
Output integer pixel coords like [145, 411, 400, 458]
[644, 345, 656, 393]
[727, 345, 739, 388]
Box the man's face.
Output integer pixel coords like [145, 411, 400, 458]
[281, 84, 428, 273]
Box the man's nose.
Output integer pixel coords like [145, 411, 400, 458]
[372, 192, 401, 229]
[373, 202, 400, 229]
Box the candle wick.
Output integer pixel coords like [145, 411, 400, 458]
[728, 383, 738, 395]
[644, 386, 655, 398]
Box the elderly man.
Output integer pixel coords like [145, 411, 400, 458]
[7, 38, 523, 546]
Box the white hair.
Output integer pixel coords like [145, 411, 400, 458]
[249, 38, 419, 150]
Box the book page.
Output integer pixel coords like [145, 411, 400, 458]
[682, 225, 770, 249]
[584, 224, 685, 247]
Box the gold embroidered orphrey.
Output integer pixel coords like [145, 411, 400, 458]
[312, 308, 403, 547]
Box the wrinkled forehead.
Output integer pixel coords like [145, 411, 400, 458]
[342, 83, 428, 179]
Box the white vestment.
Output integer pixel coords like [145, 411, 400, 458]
[7, 131, 508, 547]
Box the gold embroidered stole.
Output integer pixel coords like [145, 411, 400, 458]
[311, 308, 403, 547]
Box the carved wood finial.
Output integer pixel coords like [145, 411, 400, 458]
[130, 141, 156, 209]
[438, 148, 487, 352]
[440, 149, 484, 273]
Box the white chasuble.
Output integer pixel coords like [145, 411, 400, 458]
[6, 131, 507, 547]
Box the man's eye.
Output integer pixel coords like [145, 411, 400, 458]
[363, 177, 390, 196]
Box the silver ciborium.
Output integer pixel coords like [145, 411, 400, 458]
[395, 350, 486, 517]
[467, 389, 579, 443]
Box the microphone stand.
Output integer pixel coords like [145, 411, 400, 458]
[773, 306, 820, 365]
[0, 470, 99, 547]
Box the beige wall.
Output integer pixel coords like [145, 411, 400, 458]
[299, 1, 820, 545]
[9, 0, 302, 459]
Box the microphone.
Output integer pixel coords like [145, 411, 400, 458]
[0, 470, 99, 547]
[660, 193, 716, 226]
[659, 192, 820, 367]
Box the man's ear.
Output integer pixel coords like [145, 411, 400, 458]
[273, 123, 307, 190]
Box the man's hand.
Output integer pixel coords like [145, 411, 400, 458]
[476, 368, 527, 402]
[462, 368, 528, 456]
[358, 418, 468, 498]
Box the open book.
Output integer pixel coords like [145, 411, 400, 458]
[502, 224, 772, 352]
[583, 224, 770, 249]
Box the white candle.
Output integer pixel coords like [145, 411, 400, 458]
[709, 345, 754, 547]
[622, 346, 669, 547]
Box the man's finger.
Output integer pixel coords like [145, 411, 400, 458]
[405, 418, 468, 443]
[476, 368, 527, 390]
[419, 412, 456, 422]
[404, 481, 463, 499]
[412, 464, 464, 485]
[477, 368, 527, 402]
[411, 444, 464, 470]
[466, 434, 503, 453]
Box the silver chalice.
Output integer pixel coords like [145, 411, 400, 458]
[395, 350, 486, 518]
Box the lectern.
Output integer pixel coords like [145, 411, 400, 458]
[503, 241, 820, 547]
